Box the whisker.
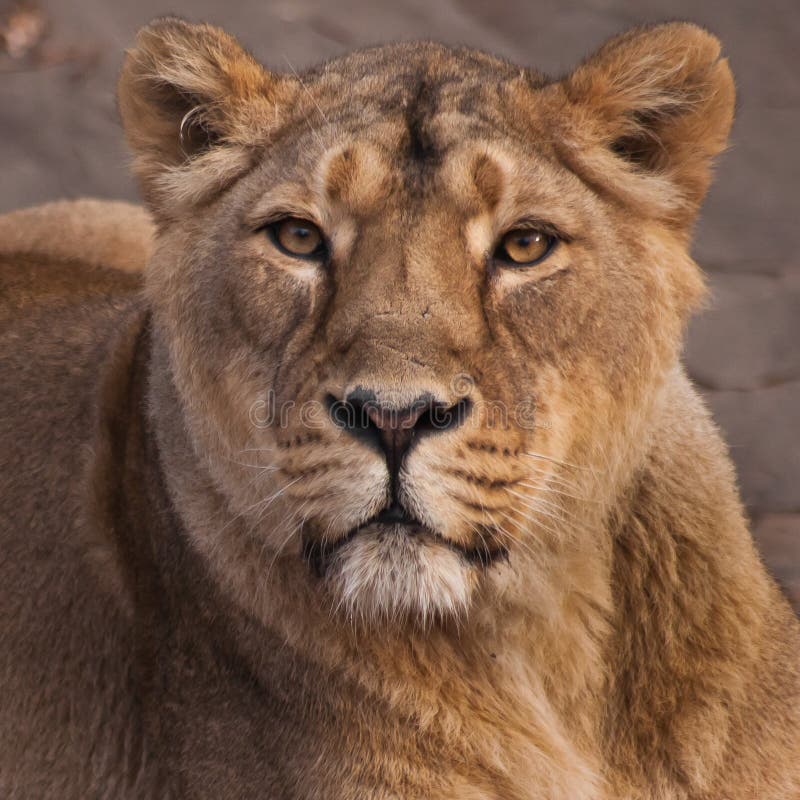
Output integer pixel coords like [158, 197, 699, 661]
[226, 459, 280, 471]
[215, 475, 305, 540]
[521, 462, 586, 491]
[449, 505, 493, 562]
[282, 55, 327, 146]
[503, 505, 561, 539]
[237, 446, 277, 455]
[518, 480, 596, 504]
[523, 451, 596, 473]
[263, 523, 301, 586]
[513, 491, 582, 523]
[493, 517, 549, 562]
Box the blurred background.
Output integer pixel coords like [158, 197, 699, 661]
[0, 0, 797, 608]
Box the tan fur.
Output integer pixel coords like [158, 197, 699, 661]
[1, 17, 798, 800]
[0, 198, 154, 272]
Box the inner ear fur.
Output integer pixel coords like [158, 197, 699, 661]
[117, 17, 290, 208]
[559, 22, 735, 223]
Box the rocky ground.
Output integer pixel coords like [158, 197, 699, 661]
[1, 0, 797, 608]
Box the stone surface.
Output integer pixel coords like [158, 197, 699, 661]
[704, 381, 800, 514]
[754, 514, 800, 610]
[0, 0, 797, 608]
[686, 273, 800, 391]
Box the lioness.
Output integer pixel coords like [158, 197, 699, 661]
[0, 17, 798, 800]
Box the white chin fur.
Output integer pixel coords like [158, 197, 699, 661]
[325, 528, 474, 627]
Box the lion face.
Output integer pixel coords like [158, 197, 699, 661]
[120, 21, 732, 626]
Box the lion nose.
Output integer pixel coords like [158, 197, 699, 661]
[328, 389, 471, 477]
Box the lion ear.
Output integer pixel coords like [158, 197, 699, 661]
[559, 23, 735, 224]
[117, 18, 288, 211]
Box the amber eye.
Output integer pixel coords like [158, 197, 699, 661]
[494, 228, 556, 266]
[268, 217, 326, 259]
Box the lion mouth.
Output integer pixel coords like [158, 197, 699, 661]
[302, 503, 507, 577]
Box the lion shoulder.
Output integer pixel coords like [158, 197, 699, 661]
[0, 198, 154, 274]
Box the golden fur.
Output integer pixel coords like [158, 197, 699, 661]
[0, 198, 153, 272]
[0, 17, 798, 799]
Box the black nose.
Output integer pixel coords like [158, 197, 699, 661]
[327, 388, 471, 478]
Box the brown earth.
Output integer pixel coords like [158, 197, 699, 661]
[0, 0, 797, 608]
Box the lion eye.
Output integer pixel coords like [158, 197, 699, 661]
[268, 217, 326, 259]
[494, 228, 555, 266]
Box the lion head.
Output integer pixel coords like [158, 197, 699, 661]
[118, 19, 733, 627]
